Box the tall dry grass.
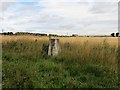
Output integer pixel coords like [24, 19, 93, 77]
[2, 35, 118, 67]
[2, 35, 119, 88]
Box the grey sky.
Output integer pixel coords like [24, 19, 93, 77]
[0, 0, 119, 35]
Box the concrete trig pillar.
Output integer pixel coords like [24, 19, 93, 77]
[48, 38, 60, 56]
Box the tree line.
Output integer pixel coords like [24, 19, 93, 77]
[0, 31, 119, 37]
[111, 32, 119, 37]
[0, 32, 47, 36]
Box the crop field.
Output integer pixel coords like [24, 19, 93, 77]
[1, 35, 119, 88]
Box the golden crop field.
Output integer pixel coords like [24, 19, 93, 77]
[1, 35, 118, 45]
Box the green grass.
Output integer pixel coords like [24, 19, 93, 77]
[2, 37, 119, 88]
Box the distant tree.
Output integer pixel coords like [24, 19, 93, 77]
[116, 32, 119, 37]
[111, 33, 115, 37]
[49, 34, 58, 37]
[8, 32, 13, 35]
[72, 34, 78, 37]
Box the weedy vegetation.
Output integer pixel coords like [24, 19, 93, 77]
[1, 35, 119, 88]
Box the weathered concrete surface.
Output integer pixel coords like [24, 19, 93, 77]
[48, 38, 60, 56]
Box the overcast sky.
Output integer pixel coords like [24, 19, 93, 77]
[0, 0, 119, 35]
